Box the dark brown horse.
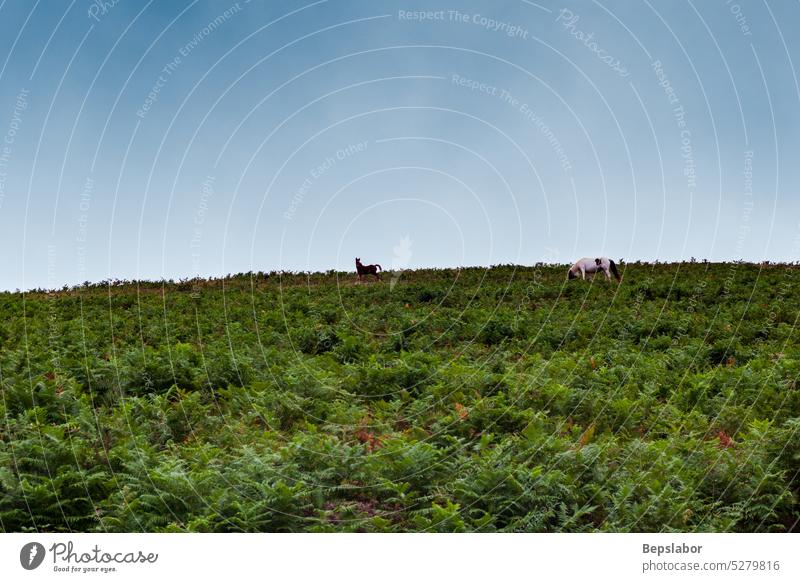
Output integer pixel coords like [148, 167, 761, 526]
[355, 258, 382, 281]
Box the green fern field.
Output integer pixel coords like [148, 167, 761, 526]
[1, 262, 798, 532]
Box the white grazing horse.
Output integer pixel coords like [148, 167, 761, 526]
[568, 257, 621, 282]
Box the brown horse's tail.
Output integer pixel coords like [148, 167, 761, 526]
[609, 259, 621, 281]
[375, 264, 382, 271]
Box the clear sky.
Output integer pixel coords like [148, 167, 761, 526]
[0, 0, 798, 290]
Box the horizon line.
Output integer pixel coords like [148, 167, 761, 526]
[4, 258, 797, 295]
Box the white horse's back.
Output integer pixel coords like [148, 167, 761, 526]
[575, 257, 601, 273]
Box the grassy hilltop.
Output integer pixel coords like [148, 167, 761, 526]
[0, 262, 798, 532]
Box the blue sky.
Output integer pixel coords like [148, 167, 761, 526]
[0, 0, 798, 290]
